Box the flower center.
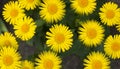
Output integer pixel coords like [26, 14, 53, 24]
[27, 0, 34, 3]
[92, 60, 102, 69]
[43, 59, 53, 69]
[87, 28, 97, 39]
[111, 42, 120, 51]
[10, 9, 18, 18]
[23, 66, 29, 69]
[3, 55, 13, 66]
[55, 33, 65, 44]
[21, 23, 30, 33]
[78, 0, 88, 8]
[4, 40, 11, 46]
[106, 10, 115, 19]
[48, 4, 58, 15]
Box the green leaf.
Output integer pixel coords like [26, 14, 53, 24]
[35, 19, 45, 27]
[0, 19, 8, 33]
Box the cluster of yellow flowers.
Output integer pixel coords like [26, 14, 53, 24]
[1, 0, 120, 69]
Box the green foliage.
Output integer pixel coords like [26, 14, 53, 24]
[0, 19, 8, 33]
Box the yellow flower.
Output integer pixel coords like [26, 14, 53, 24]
[99, 2, 120, 26]
[2, 1, 25, 25]
[70, 0, 96, 15]
[84, 52, 110, 69]
[14, 16, 36, 41]
[46, 24, 73, 52]
[18, 0, 40, 10]
[0, 47, 21, 69]
[39, 0, 65, 23]
[0, 32, 18, 49]
[104, 35, 120, 59]
[21, 60, 34, 69]
[35, 51, 62, 69]
[79, 20, 104, 47]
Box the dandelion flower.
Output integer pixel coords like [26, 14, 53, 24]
[14, 16, 36, 41]
[79, 20, 104, 47]
[21, 60, 34, 69]
[84, 52, 110, 69]
[46, 24, 73, 52]
[2, 1, 25, 25]
[70, 0, 96, 15]
[35, 51, 62, 69]
[0, 32, 18, 49]
[99, 2, 120, 26]
[18, 0, 40, 10]
[104, 35, 120, 59]
[0, 47, 21, 69]
[39, 0, 65, 23]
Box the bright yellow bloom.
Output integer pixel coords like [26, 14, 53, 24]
[2, 1, 25, 25]
[18, 0, 40, 10]
[99, 2, 120, 26]
[79, 20, 104, 47]
[104, 35, 120, 59]
[84, 52, 110, 69]
[35, 51, 62, 69]
[39, 0, 65, 23]
[46, 24, 73, 52]
[71, 0, 96, 15]
[0, 47, 21, 69]
[0, 32, 18, 49]
[14, 16, 36, 41]
[21, 60, 34, 69]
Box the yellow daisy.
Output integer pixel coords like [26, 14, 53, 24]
[0, 32, 18, 49]
[84, 52, 110, 69]
[39, 0, 66, 23]
[14, 16, 36, 41]
[99, 2, 120, 26]
[46, 24, 73, 52]
[104, 35, 120, 59]
[2, 1, 25, 25]
[0, 47, 21, 69]
[70, 0, 96, 15]
[18, 0, 40, 10]
[21, 60, 34, 69]
[79, 20, 104, 47]
[35, 51, 62, 69]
